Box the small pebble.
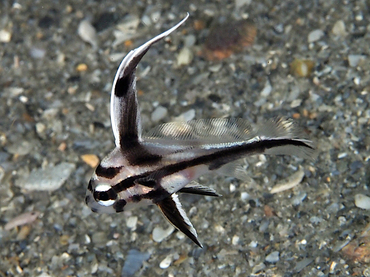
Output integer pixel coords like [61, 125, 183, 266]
[184, 34, 196, 47]
[159, 254, 173, 269]
[252, 263, 266, 274]
[173, 254, 188, 265]
[30, 47, 46, 59]
[292, 191, 307, 206]
[152, 225, 175, 243]
[35, 122, 46, 135]
[308, 29, 324, 43]
[0, 29, 12, 42]
[290, 59, 315, 77]
[348, 54, 366, 67]
[349, 160, 363, 174]
[294, 258, 314, 272]
[126, 216, 138, 230]
[265, 251, 280, 263]
[232, 235, 240, 245]
[290, 99, 302, 108]
[332, 20, 347, 37]
[121, 249, 150, 277]
[354, 194, 370, 210]
[260, 81, 272, 97]
[151, 106, 167, 122]
[78, 19, 98, 48]
[81, 154, 100, 168]
[240, 192, 250, 201]
[7, 140, 33, 155]
[177, 47, 193, 66]
[16, 162, 75, 191]
[271, 167, 305, 193]
[310, 216, 323, 224]
[235, 0, 251, 8]
[76, 63, 88, 72]
[175, 109, 195, 122]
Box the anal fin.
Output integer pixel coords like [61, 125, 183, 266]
[157, 194, 202, 248]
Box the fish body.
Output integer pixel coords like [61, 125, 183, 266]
[85, 13, 314, 247]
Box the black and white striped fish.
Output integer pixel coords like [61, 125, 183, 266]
[85, 14, 314, 247]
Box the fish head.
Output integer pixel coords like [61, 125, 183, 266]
[85, 148, 135, 214]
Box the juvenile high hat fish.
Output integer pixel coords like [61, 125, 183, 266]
[85, 13, 314, 247]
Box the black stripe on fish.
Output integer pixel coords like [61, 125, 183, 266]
[96, 165, 123, 179]
[85, 195, 91, 205]
[144, 186, 171, 204]
[112, 138, 313, 194]
[131, 195, 142, 202]
[122, 140, 162, 166]
[114, 49, 150, 97]
[113, 199, 127, 212]
[114, 74, 134, 98]
[93, 188, 117, 202]
[118, 100, 140, 146]
[208, 138, 312, 170]
[87, 180, 93, 191]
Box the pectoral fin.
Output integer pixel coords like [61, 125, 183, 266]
[157, 193, 202, 247]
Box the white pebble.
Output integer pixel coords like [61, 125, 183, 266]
[260, 81, 272, 97]
[78, 20, 98, 48]
[184, 34, 196, 47]
[354, 194, 370, 210]
[0, 29, 11, 42]
[126, 216, 138, 230]
[208, 63, 222, 72]
[19, 95, 28, 103]
[348, 54, 366, 67]
[308, 29, 324, 43]
[177, 47, 193, 66]
[332, 20, 347, 37]
[232, 235, 240, 245]
[152, 225, 175, 242]
[109, 53, 125, 63]
[159, 254, 173, 269]
[240, 192, 250, 201]
[229, 183, 236, 193]
[30, 47, 46, 59]
[265, 251, 280, 263]
[271, 167, 305, 194]
[235, 0, 251, 8]
[151, 106, 168, 122]
[16, 162, 75, 191]
[35, 122, 46, 135]
[175, 109, 195, 122]
[290, 99, 302, 108]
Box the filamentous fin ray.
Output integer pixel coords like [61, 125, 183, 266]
[178, 182, 221, 197]
[145, 118, 254, 143]
[144, 117, 314, 159]
[157, 194, 202, 247]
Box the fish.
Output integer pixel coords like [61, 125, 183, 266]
[85, 13, 314, 248]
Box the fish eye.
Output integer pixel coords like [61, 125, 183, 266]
[93, 184, 117, 206]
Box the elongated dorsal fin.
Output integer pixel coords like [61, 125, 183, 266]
[110, 14, 189, 149]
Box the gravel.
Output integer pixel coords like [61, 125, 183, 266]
[1, 0, 370, 276]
